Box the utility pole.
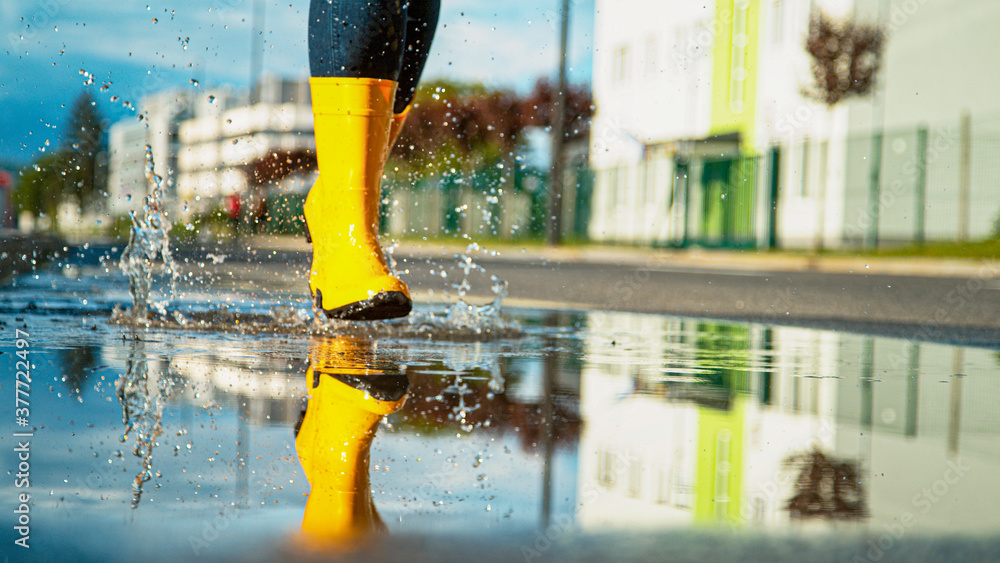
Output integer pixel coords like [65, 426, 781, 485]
[914, 125, 928, 244]
[863, 0, 889, 250]
[249, 0, 265, 104]
[547, 0, 571, 246]
[958, 111, 971, 242]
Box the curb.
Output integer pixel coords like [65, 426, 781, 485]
[246, 235, 999, 280]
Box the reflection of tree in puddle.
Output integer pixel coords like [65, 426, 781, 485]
[116, 335, 178, 508]
[58, 345, 100, 398]
[785, 450, 867, 520]
[399, 361, 581, 452]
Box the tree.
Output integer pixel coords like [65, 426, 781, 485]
[520, 78, 594, 142]
[62, 90, 106, 210]
[392, 80, 524, 176]
[390, 79, 594, 175]
[803, 10, 885, 106]
[11, 90, 107, 229]
[785, 449, 867, 520]
[11, 152, 66, 228]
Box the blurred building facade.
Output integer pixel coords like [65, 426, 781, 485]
[177, 77, 314, 217]
[589, 0, 1000, 249]
[107, 75, 313, 224]
[107, 88, 200, 219]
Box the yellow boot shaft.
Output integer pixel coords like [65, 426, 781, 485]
[304, 77, 410, 320]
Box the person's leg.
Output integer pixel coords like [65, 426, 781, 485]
[388, 1, 441, 146]
[305, 0, 411, 320]
[308, 0, 406, 80]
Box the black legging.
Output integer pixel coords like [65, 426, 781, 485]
[308, 0, 440, 114]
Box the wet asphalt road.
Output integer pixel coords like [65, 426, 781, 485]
[68, 242, 1000, 346]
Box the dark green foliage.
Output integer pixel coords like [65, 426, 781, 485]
[61, 90, 106, 210]
[11, 90, 107, 229]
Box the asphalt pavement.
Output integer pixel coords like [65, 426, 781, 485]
[395, 244, 1000, 346]
[61, 237, 1000, 346]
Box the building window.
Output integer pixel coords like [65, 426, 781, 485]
[613, 45, 631, 84]
[645, 37, 659, 77]
[639, 158, 650, 208]
[770, 0, 785, 46]
[656, 466, 671, 504]
[800, 138, 810, 197]
[598, 449, 617, 488]
[628, 457, 643, 498]
[672, 28, 686, 72]
[818, 140, 829, 202]
[714, 430, 732, 519]
[729, 0, 749, 114]
[607, 166, 619, 213]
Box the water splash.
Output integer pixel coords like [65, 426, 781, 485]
[432, 373, 480, 433]
[423, 242, 511, 334]
[314, 241, 518, 340]
[116, 337, 177, 508]
[111, 232, 517, 341]
[118, 145, 177, 321]
[441, 273, 508, 334]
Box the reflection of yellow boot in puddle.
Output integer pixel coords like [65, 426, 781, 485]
[294, 336, 408, 549]
[304, 77, 412, 321]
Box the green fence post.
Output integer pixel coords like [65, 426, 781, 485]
[865, 130, 884, 249]
[573, 165, 592, 241]
[767, 147, 780, 250]
[958, 111, 971, 242]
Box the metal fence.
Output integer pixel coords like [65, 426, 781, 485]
[380, 161, 593, 242]
[842, 113, 1000, 246]
[258, 113, 1000, 249]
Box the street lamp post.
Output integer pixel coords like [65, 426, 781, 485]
[249, 0, 265, 104]
[547, 0, 571, 246]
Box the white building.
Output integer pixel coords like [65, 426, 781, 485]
[177, 75, 314, 217]
[106, 75, 313, 224]
[106, 87, 226, 219]
[590, 0, 1000, 249]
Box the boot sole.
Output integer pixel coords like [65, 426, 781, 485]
[315, 289, 412, 321]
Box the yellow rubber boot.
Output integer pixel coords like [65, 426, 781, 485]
[387, 105, 411, 151]
[295, 336, 408, 550]
[304, 77, 411, 320]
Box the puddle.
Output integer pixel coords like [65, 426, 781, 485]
[2, 251, 1000, 560]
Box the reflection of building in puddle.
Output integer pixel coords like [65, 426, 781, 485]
[168, 345, 308, 426]
[575, 313, 1000, 534]
[389, 311, 584, 451]
[577, 314, 848, 531]
[831, 337, 1000, 535]
[398, 352, 582, 452]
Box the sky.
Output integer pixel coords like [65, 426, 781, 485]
[0, 0, 595, 166]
